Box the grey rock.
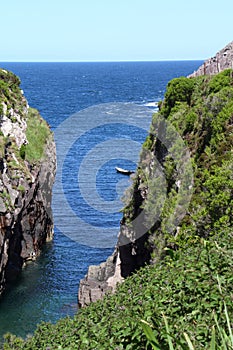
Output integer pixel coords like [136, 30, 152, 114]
[0, 198, 6, 213]
[188, 41, 233, 77]
[78, 251, 124, 307]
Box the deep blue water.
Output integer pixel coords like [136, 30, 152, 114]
[0, 61, 202, 340]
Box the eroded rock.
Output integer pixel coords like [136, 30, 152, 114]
[188, 41, 233, 77]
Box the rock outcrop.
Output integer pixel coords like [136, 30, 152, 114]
[188, 41, 233, 77]
[0, 69, 56, 295]
[78, 233, 151, 307]
[78, 252, 123, 307]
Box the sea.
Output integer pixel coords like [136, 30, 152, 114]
[0, 61, 202, 340]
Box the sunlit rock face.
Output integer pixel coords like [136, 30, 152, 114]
[188, 41, 233, 77]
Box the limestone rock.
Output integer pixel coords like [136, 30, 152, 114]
[78, 251, 124, 307]
[0, 198, 6, 213]
[188, 41, 233, 77]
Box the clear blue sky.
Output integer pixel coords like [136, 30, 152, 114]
[1, 0, 232, 62]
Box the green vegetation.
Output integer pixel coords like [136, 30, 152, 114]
[3, 69, 233, 349]
[23, 107, 51, 162]
[17, 185, 25, 193]
[134, 69, 233, 249]
[0, 190, 11, 209]
[162, 77, 195, 117]
[141, 299, 233, 350]
[0, 69, 25, 118]
[3, 232, 233, 349]
[0, 68, 53, 217]
[0, 135, 6, 158]
[0, 68, 52, 166]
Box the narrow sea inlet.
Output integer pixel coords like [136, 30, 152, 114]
[0, 61, 202, 339]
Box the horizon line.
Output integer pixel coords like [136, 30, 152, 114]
[0, 58, 204, 63]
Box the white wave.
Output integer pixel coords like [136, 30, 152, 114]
[143, 101, 158, 107]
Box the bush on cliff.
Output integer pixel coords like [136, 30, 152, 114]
[139, 69, 233, 248]
[0, 69, 24, 117]
[161, 76, 194, 117]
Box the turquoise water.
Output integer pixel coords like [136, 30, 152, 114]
[0, 230, 113, 339]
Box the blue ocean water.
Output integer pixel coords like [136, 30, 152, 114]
[0, 61, 202, 340]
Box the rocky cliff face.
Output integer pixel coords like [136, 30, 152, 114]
[0, 69, 56, 295]
[188, 41, 233, 77]
[78, 43, 233, 307]
[78, 143, 164, 307]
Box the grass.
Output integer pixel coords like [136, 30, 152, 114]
[24, 107, 52, 163]
[142, 299, 233, 350]
[0, 135, 5, 158]
[2, 232, 233, 349]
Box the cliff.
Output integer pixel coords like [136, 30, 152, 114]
[0, 69, 56, 295]
[188, 41, 233, 77]
[78, 44, 233, 307]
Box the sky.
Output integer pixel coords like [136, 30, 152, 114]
[1, 0, 233, 62]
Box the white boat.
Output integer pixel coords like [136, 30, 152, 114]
[115, 167, 134, 175]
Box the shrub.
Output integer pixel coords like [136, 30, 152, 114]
[208, 69, 233, 94]
[162, 77, 195, 117]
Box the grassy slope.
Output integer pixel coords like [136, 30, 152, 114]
[24, 107, 51, 163]
[3, 70, 233, 349]
[0, 68, 52, 166]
